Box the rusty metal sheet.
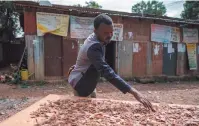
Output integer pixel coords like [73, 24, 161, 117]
[123, 18, 152, 42]
[24, 11, 37, 35]
[132, 42, 147, 77]
[151, 42, 163, 75]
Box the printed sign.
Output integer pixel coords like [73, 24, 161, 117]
[151, 24, 171, 43]
[186, 43, 197, 70]
[171, 27, 180, 42]
[111, 24, 123, 41]
[70, 16, 94, 39]
[177, 43, 186, 53]
[36, 12, 69, 36]
[183, 28, 198, 43]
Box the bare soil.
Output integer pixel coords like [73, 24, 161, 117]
[1, 81, 199, 123]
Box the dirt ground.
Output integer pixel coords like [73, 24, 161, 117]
[0, 81, 199, 122]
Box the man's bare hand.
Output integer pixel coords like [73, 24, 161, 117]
[129, 87, 155, 112]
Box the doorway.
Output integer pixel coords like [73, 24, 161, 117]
[163, 43, 177, 76]
[105, 41, 116, 71]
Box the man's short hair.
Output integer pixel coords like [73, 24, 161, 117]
[94, 13, 113, 29]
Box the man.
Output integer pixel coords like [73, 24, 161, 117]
[68, 14, 155, 111]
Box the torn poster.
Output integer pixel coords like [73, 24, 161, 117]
[154, 44, 160, 55]
[128, 32, 133, 39]
[133, 43, 139, 52]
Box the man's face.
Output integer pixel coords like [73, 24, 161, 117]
[94, 23, 113, 45]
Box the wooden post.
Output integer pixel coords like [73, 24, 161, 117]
[33, 36, 44, 80]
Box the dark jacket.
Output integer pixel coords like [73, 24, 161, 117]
[68, 33, 131, 96]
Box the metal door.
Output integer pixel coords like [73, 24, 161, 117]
[163, 43, 177, 76]
[44, 34, 62, 76]
[118, 40, 133, 78]
[132, 42, 147, 77]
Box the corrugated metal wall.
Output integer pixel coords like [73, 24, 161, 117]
[122, 18, 150, 77]
[118, 40, 133, 77]
[24, 10, 79, 79]
[22, 8, 199, 79]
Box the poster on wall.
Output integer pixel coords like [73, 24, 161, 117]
[186, 43, 197, 70]
[183, 28, 198, 43]
[111, 24, 123, 41]
[70, 16, 94, 39]
[177, 43, 186, 53]
[171, 27, 180, 42]
[133, 43, 139, 52]
[151, 24, 171, 43]
[167, 43, 174, 53]
[154, 44, 160, 55]
[36, 12, 69, 36]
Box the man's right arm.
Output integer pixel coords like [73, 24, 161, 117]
[87, 43, 131, 94]
[87, 43, 155, 112]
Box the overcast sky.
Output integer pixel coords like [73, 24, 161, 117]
[49, 0, 185, 18]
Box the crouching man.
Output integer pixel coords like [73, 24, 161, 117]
[68, 14, 155, 111]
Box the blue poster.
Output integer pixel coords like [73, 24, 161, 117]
[151, 24, 172, 43]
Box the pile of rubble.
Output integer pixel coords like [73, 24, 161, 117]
[0, 64, 20, 83]
[31, 98, 199, 126]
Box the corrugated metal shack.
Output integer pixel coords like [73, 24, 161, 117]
[14, 1, 199, 80]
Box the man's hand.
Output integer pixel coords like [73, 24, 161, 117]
[129, 87, 155, 112]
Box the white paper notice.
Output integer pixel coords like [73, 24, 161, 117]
[168, 43, 173, 53]
[133, 43, 139, 52]
[128, 32, 133, 39]
[178, 43, 186, 53]
[154, 45, 160, 55]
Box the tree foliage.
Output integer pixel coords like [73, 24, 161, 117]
[181, 1, 199, 20]
[132, 0, 166, 16]
[85, 1, 102, 9]
[73, 4, 82, 7]
[73, 1, 102, 9]
[0, 1, 19, 41]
